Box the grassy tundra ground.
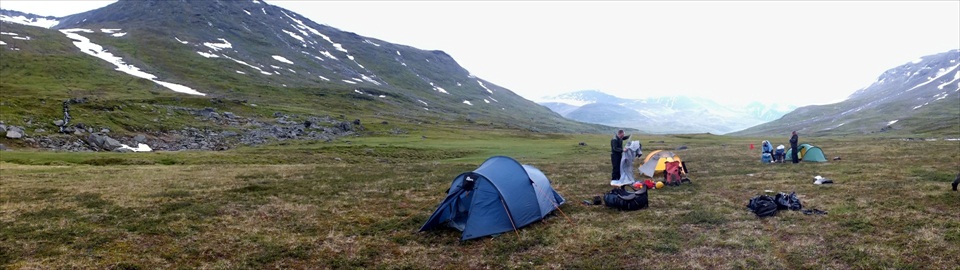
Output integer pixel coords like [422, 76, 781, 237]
[1, 130, 958, 269]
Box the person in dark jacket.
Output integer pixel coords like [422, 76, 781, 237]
[789, 131, 799, 163]
[610, 130, 630, 180]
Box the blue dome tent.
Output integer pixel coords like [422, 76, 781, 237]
[419, 156, 566, 240]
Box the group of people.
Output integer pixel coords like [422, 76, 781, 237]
[608, 129, 804, 181]
[763, 131, 800, 164]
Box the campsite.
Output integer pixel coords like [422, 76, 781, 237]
[2, 129, 957, 269]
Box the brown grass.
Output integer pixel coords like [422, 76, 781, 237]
[1, 135, 958, 269]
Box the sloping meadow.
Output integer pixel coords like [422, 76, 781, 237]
[1, 133, 958, 268]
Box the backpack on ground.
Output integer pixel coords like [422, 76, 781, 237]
[747, 195, 778, 217]
[664, 161, 683, 186]
[603, 186, 648, 211]
[774, 192, 802, 211]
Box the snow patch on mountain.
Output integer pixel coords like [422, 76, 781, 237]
[203, 38, 232, 51]
[907, 64, 959, 91]
[0, 14, 59, 28]
[272, 55, 294, 64]
[223, 55, 272, 75]
[282, 29, 305, 44]
[938, 70, 960, 90]
[477, 80, 493, 94]
[430, 82, 449, 94]
[61, 28, 205, 96]
[197, 51, 219, 58]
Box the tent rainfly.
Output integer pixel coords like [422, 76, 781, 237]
[419, 156, 566, 240]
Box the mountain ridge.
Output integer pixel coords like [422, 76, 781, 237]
[0, 0, 608, 152]
[731, 49, 960, 137]
[539, 90, 796, 134]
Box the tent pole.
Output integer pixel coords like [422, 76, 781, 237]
[531, 182, 573, 225]
[499, 197, 521, 238]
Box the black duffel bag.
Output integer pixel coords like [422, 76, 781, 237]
[747, 194, 778, 217]
[603, 186, 648, 211]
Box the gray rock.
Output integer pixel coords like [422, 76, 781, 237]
[223, 112, 236, 119]
[0, 124, 5, 132]
[103, 137, 123, 150]
[0, 144, 6, 151]
[5, 130, 23, 139]
[134, 134, 147, 143]
[89, 133, 106, 147]
[54, 120, 65, 126]
[100, 128, 110, 133]
[34, 128, 45, 134]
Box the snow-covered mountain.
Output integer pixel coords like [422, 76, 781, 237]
[539, 90, 796, 134]
[732, 49, 960, 137]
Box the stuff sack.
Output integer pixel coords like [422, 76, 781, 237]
[604, 186, 649, 211]
[747, 195, 778, 217]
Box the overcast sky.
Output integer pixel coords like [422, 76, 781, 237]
[2, 0, 958, 106]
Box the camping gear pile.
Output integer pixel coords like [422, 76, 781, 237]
[747, 192, 803, 217]
[760, 142, 828, 163]
[760, 140, 773, 163]
[813, 175, 834, 185]
[773, 145, 786, 163]
[639, 150, 691, 186]
[601, 149, 693, 211]
[420, 156, 566, 240]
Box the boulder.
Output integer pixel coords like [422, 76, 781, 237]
[54, 120, 65, 126]
[337, 121, 352, 132]
[5, 130, 23, 139]
[88, 133, 106, 148]
[134, 134, 147, 143]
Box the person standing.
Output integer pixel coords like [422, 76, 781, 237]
[789, 131, 799, 163]
[610, 130, 630, 180]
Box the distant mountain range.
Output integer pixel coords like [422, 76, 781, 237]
[539, 90, 796, 134]
[733, 49, 960, 137]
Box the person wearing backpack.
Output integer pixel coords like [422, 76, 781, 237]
[789, 131, 799, 164]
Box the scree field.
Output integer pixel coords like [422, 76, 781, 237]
[2, 129, 958, 269]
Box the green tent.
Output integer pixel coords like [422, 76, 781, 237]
[785, 143, 827, 162]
